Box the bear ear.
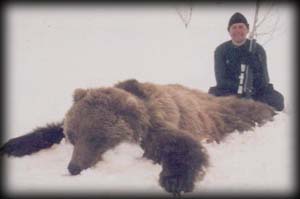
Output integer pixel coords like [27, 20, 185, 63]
[73, 88, 88, 102]
[115, 79, 146, 99]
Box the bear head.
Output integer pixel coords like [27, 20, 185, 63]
[63, 87, 149, 175]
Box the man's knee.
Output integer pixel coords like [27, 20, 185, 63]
[254, 86, 285, 111]
[271, 90, 284, 111]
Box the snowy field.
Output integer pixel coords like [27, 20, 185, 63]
[2, 2, 296, 197]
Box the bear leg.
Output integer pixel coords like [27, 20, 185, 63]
[141, 127, 208, 194]
[0, 122, 64, 157]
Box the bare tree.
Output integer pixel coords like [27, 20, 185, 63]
[253, 1, 285, 46]
[175, 2, 193, 28]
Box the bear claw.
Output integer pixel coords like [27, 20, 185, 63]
[160, 174, 193, 194]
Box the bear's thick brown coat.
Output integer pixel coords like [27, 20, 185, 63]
[1, 79, 276, 195]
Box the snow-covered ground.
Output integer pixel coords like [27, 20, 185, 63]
[3, 2, 296, 197]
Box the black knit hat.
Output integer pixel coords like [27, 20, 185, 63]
[228, 12, 249, 31]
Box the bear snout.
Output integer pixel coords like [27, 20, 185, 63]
[68, 163, 82, 175]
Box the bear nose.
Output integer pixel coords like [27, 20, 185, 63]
[68, 163, 82, 175]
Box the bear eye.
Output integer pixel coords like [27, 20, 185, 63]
[87, 136, 106, 149]
[67, 131, 77, 145]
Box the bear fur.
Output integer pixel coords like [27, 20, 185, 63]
[0, 79, 276, 195]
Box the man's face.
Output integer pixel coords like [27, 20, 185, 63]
[228, 23, 249, 44]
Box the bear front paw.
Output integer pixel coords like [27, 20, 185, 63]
[159, 170, 194, 194]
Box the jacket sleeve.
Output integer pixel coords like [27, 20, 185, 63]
[214, 46, 236, 90]
[253, 45, 270, 92]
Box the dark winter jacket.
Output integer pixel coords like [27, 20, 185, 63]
[214, 39, 270, 95]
